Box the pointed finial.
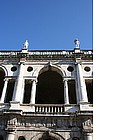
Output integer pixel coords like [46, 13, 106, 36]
[74, 38, 80, 48]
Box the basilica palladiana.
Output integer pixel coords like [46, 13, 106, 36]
[0, 40, 93, 140]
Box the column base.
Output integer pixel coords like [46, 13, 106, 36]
[10, 101, 20, 110]
[79, 103, 93, 111]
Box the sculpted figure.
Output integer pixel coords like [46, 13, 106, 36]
[23, 40, 29, 49]
[74, 39, 80, 48]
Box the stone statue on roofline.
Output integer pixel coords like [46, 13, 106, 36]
[74, 38, 80, 49]
[23, 40, 29, 50]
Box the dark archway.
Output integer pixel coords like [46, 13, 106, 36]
[36, 68, 64, 104]
[0, 135, 3, 140]
[0, 69, 5, 99]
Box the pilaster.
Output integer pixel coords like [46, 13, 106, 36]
[75, 59, 88, 103]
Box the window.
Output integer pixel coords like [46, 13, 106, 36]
[5, 79, 15, 103]
[18, 136, 26, 140]
[67, 66, 74, 72]
[84, 66, 91, 72]
[27, 66, 33, 72]
[11, 66, 17, 72]
[23, 80, 32, 103]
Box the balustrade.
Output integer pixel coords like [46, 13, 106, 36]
[0, 50, 93, 58]
[35, 105, 64, 113]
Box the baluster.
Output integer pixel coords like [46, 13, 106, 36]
[42, 107, 44, 112]
[54, 106, 56, 113]
[35, 106, 38, 112]
[58, 107, 61, 112]
[48, 106, 50, 113]
[39, 107, 41, 112]
[44, 106, 47, 113]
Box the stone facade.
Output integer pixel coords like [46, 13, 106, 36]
[0, 46, 93, 140]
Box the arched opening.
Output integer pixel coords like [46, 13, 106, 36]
[0, 69, 5, 99]
[5, 79, 15, 103]
[85, 79, 93, 104]
[0, 135, 3, 140]
[38, 132, 64, 140]
[68, 80, 77, 104]
[23, 79, 32, 104]
[72, 137, 79, 140]
[36, 67, 64, 104]
[18, 136, 26, 140]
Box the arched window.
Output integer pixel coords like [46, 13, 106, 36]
[18, 136, 26, 140]
[36, 68, 64, 104]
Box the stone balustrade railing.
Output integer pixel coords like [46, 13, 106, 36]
[0, 103, 93, 114]
[0, 50, 93, 58]
[35, 104, 64, 113]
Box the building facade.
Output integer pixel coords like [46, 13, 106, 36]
[0, 44, 93, 140]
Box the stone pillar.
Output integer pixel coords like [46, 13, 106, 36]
[83, 133, 93, 140]
[76, 63, 88, 103]
[30, 79, 37, 104]
[75, 79, 80, 103]
[6, 131, 15, 140]
[0, 78, 8, 103]
[20, 78, 25, 103]
[63, 79, 69, 104]
[12, 62, 25, 103]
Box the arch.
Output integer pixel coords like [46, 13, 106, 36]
[31, 131, 65, 140]
[0, 65, 8, 76]
[38, 65, 66, 77]
[0, 68, 5, 99]
[72, 137, 79, 140]
[36, 66, 64, 104]
[18, 136, 26, 140]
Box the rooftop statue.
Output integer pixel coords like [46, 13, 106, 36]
[74, 39, 80, 49]
[23, 40, 29, 49]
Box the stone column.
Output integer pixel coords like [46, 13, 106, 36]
[76, 63, 88, 103]
[12, 62, 25, 103]
[30, 79, 37, 104]
[83, 133, 93, 140]
[6, 131, 15, 140]
[0, 78, 8, 103]
[63, 79, 69, 104]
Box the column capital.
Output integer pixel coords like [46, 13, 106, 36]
[63, 78, 68, 82]
[3, 78, 9, 82]
[6, 130, 16, 135]
[18, 61, 25, 65]
[31, 79, 37, 83]
[75, 61, 82, 65]
[75, 57, 82, 64]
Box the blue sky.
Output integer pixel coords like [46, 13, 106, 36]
[0, 0, 92, 50]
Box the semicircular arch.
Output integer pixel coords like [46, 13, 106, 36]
[38, 65, 66, 77]
[0, 65, 8, 76]
[31, 131, 65, 140]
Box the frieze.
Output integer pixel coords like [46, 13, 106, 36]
[15, 117, 82, 129]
